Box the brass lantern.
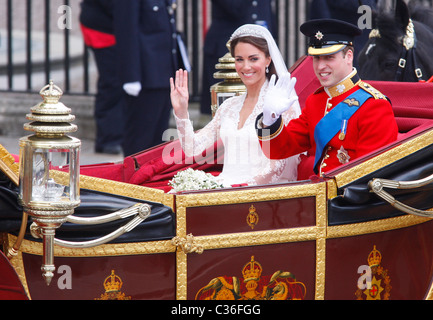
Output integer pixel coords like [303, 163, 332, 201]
[18, 80, 81, 285]
[210, 42, 246, 117]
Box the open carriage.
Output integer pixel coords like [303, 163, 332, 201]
[1, 56, 433, 300]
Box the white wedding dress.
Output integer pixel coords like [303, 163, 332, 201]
[174, 81, 300, 187]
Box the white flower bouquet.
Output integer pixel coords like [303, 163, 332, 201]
[168, 168, 224, 193]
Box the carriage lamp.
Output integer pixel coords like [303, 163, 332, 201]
[18, 80, 81, 285]
[210, 42, 246, 116]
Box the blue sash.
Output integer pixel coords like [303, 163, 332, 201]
[313, 88, 372, 173]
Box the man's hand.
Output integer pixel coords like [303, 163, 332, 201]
[262, 73, 298, 126]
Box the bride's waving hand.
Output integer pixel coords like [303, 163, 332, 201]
[170, 69, 189, 119]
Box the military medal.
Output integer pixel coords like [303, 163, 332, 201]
[337, 146, 350, 164]
[339, 119, 347, 140]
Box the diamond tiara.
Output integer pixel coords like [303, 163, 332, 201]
[230, 24, 268, 42]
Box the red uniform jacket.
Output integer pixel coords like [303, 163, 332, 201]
[256, 72, 398, 178]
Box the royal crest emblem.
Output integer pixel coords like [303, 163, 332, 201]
[315, 31, 324, 41]
[247, 205, 259, 229]
[195, 256, 306, 300]
[95, 270, 131, 300]
[355, 246, 391, 300]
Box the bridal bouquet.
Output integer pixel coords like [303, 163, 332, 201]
[169, 168, 224, 193]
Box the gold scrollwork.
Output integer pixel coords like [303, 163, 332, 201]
[172, 234, 204, 254]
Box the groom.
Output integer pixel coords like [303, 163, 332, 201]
[255, 19, 398, 178]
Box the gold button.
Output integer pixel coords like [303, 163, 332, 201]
[327, 103, 333, 109]
[321, 162, 327, 168]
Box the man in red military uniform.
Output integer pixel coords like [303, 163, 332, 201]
[255, 19, 398, 178]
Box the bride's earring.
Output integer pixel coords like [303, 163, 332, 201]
[266, 66, 269, 74]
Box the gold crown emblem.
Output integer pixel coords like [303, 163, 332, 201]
[367, 245, 382, 267]
[103, 270, 123, 292]
[242, 256, 263, 282]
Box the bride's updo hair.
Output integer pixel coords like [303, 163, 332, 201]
[229, 36, 277, 81]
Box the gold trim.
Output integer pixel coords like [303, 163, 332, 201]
[333, 129, 433, 188]
[327, 214, 432, 239]
[0, 144, 19, 186]
[7, 234, 176, 257]
[194, 227, 320, 250]
[315, 183, 327, 300]
[308, 44, 346, 56]
[425, 280, 433, 300]
[52, 171, 174, 210]
[325, 71, 359, 98]
[176, 183, 322, 208]
[426, 288, 433, 300]
[316, 237, 326, 299]
[176, 250, 187, 300]
[175, 201, 188, 300]
[327, 178, 338, 199]
[359, 81, 387, 100]
[257, 117, 284, 141]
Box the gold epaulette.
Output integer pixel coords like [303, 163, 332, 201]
[359, 81, 387, 100]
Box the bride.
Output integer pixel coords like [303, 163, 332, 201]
[170, 24, 301, 187]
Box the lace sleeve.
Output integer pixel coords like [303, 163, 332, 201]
[174, 107, 223, 157]
[245, 156, 300, 185]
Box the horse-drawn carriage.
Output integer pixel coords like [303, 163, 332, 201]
[1, 51, 433, 300]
